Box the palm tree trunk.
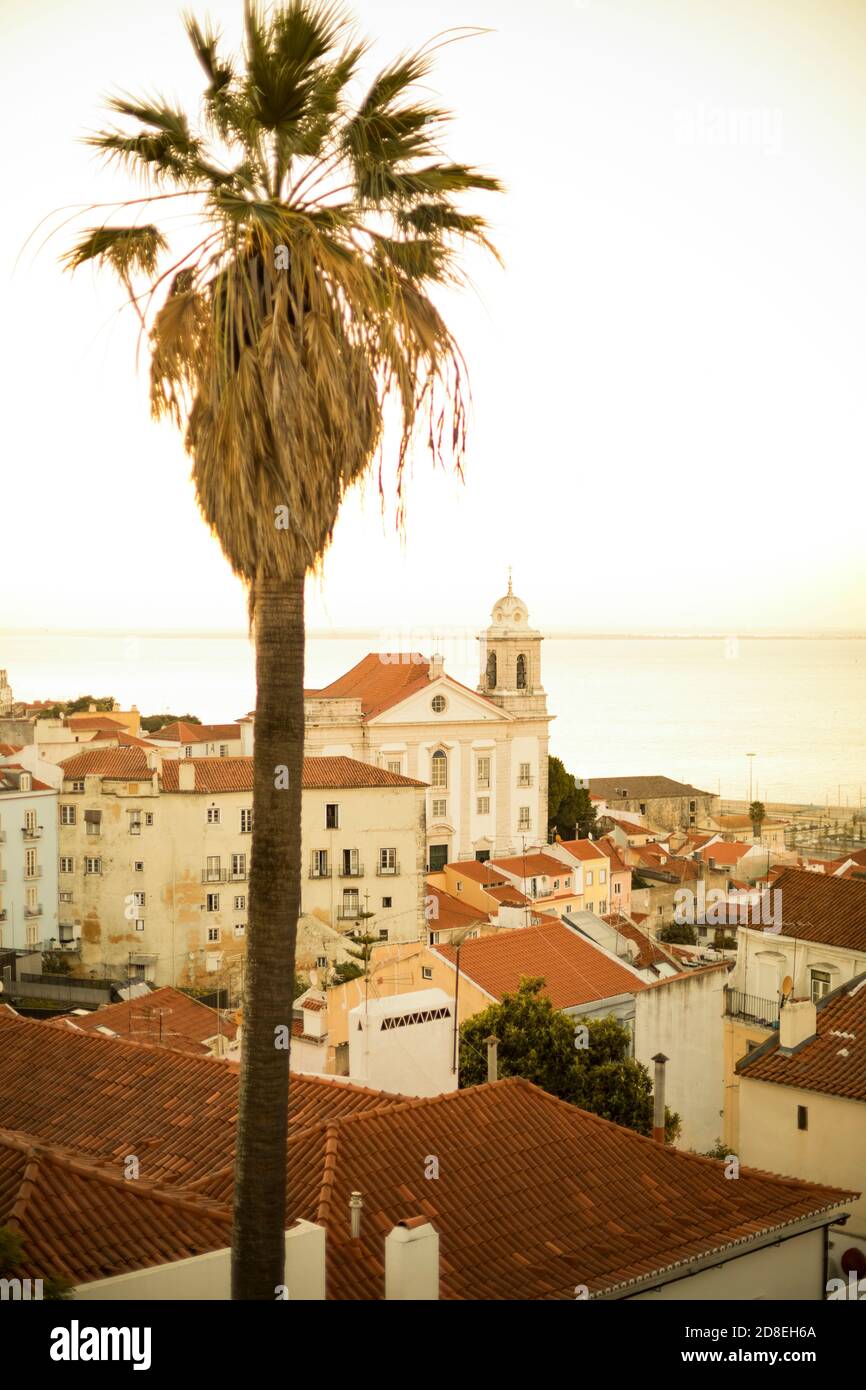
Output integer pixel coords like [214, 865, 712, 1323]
[232, 571, 305, 1300]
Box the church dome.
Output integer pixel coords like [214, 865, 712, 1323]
[490, 573, 530, 629]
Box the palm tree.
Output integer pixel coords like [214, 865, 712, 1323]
[749, 799, 766, 840]
[61, 1, 500, 1299]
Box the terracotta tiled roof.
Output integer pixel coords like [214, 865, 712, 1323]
[491, 853, 574, 879]
[591, 777, 714, 801]
[435, 920, 644, 1009]
[483, 883, 531, 907]
[750, 868, 866, 951]
[695, 840, 753, 867]
[59, 749, 425, 791]
[738, 973, 866, 1102]
[0, 1011, 402, 1186]
[444, 860, 509, 886]
[601, 817, 656, 839]
[555, 839, 608, 862]
[601, 916, 672, 969]
[425, 885, 489, 932]
[307, 652, 503, 720]
[597, 838, 630, 875]
[0, 766, 55, 794]
[62, 715, 127, 732]
[0, 743, 23, 756]
[152, 721, 240, 743]
[47, 987, 236, 1055]
[0, 1129, 232, 1286]
[185, 1079, 857, 1300]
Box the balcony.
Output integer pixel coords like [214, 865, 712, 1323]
[340, 863, 365, 878]
[338, 907, 362, 920]
[517, 776, 534, 789]
[309, 868, 331, 880]
[376, 861, 400, 877]
[24, 903, 43, 918]
[230, 870, 248, 882]
[24, 866, 43, 880]
[724, 987, 779, 1029]
[22, 826, 43, 841]
[129, 824, 142, 836]
[201, 869, 229, 883]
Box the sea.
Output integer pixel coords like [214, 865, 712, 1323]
[2, 631, 865, 809]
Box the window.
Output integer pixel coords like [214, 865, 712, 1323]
[810, 969, 831, 1002]
[486, 651, 497, 689]
[84, 857, 102, 875]
[325, 803, 340, 829]
[84, 809, 102, 836]
[205, 855, 222, 882]
[234, 924, 246, 938]
[60, 891, 72, 903]
[207, 807, 221, 825]
[59, 856, 74, 874]
[60, 805, 76, 826]
[129, 809, 142, 835]
[231, 853, 247, 880]
[613, 881, 621, 896]
[378, 928, 389, 941]
[432, 798, 447, 818]
[144, 812, 154, 827]
[554, 879, 560, 890]
[341, 889, 360, 918]
[24, 848, 37, 879]
[639, 803, 647, 816]
[134, 860, 144, 873]
[379, 848, 397, 875]
[797, 1105, 808, 1131]
[599, 899, 607, 914]
[184, 745, 193, 757]
[586, 870, 593, 886]
[456, 881, 463, 892]
[234, 894, 246, 911]
[219, 744, 228, 757]
[240, 808, 252, 833]
[133, 891, 146, 907]
[476, 756, 491, 789]
[429, 931, 440, 945]
[316, 955, 328, 969]
[206, 893, 220, 912]
[342, 848, 360, 877]
[387, 759, 402, 775]
[208, 926, 221, 943]
[134, 919, 145, 933]
[600, 869, 607, 884]
[71, 780, 85, 793]
[518, 807, 530, 830]
[516, 654, 527, 689]
[431, 695, 446, 713]
[477, 797, 490, 815]
[431, 750, 447, 788]
[518, 762, 531, 787]
[422, 967, 433, 980]
[311, 850, 329, 878]
[382, 896, 392, 908]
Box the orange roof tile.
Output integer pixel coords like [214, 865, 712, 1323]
[59, 749, 425, 791]
[555, 839, 609, 862]
[425, 885, 489, 933]
[490, 852, 574, 879]
[48, 987, 236, 1055]
[749, 868, 866, 951]
[307, 652, 504, 720]
[738, 973, 866, 1102]
[152, 721, 240, 743]
[435, 920, 644, 1009]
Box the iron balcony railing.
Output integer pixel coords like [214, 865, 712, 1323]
[724, 987, 780, 1029]
[22, 826, 43, 840]
[24, 904, 43, 918]
[309, 866, 331, 879]
[201, 869, 229, 883]
[340, 864, 365, 878]
[376, 862, 400, 876]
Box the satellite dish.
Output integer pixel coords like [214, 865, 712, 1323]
[781, 975, 794, 1000]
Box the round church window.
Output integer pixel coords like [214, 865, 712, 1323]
[431, 695, 446, 713]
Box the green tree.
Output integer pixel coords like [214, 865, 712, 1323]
[458, 981, 680, 1141]
[0, 1225, 73, 1301]
[62, 1, 500, 1300]
[140, 712, 202, 732]
[749, 799, 766, 839]
[658, 921, 698, 945]
[41, 950, 73, 976]
[548, 757, 596, 840]
[330, 960, 365, 986]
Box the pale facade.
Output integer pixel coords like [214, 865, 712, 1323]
[56, 751, 426, 987]
[299, 583, 552, 867]
[0, 767, 59, 952]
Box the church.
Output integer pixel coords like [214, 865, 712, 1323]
[303, 579, 553, 867]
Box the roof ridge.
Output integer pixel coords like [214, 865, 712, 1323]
[315, 1122, 342, 1226]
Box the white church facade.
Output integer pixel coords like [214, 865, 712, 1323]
[300, 581, 552, 868]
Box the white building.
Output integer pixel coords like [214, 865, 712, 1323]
[298, 580, 552, 868]
[0, 764, 59, 952]
[348, 988, 457, 1097]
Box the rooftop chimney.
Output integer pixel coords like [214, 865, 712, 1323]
[349, 1191, 363, 1240]
[385, 1218, 439, 1300]
[428, 654, 445, 681]
[486, 1034, 499, 1083]
[779, 998, 817, 1053]
[179, 762, 196, 792]
[652, 1052, 668, 1144]
[145, 749, 162, 775]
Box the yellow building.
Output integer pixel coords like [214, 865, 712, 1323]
[57, 748, 427, 987]
[548, 838, 612, 916]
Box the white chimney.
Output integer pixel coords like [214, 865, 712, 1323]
[179, 762, 196, 792]
[146, 749, 163, 774]
[486, 1034, 499, 1083]
[284, 1220, 326, 1300]
[779, 999, 817, 1052]
[385, 1218, 439, 1300]
[652, 1052, 668, 1144]
[428, 654, 445, 681]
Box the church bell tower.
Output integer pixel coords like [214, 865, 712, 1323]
[477, 574, 547, 719]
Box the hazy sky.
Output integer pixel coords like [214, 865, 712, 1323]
[3, 0, 866, 636]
